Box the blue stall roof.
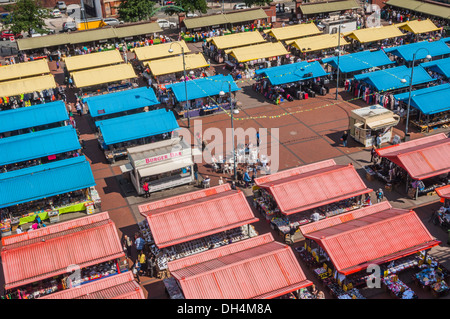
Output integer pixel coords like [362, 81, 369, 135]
[96, 108, 179, 145]
[393, 84, 450, 115]
[421, 57, 450, 78]
[354, 65, 435, 91]
[442, 38, 450, 44]
[0, 126, 80, 166]
[321, 50, 394, 74]
[255, 61, 328, 85]
[0, 156, 95, 208]
[165, 74, 240, 102]
[0, 101, 68, 134]
[384, 40, 450, 62]
[83, 87, 160, 118]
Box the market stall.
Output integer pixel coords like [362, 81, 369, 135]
[343, 25, 405, 50]
[64, 50, 123, 73]
[349, 104, 400, 147]
[263, 23, 322, 43]
[137, 184, 259, 280]
[395, 19, 441, 42]
[298, 201, 441, 299]
[164, 74, 240, 118]
[384, 39, 450, 67]
[96, 108, 179, 163]
[167, 233, 313, 299]
[0, 212, 126, 299]
[412, 253, 450, 298]
[421, 56, 450, 83]
[133, 40, 190, 63]
[286, 33, 350, 61]
[253, 159, 372, 243]
[297, 0, 359, 19]
[0, 59, 50, 82]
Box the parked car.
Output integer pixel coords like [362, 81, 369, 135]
[1, 30, 22, 41]
[103, 18, 123, 26]
[62, 21, 77, 31]
[233, 3, 249, 10]
[29, 28, 55, 37]
[56, 1, 67, 11]
[186, 12, 198, 17]
[157, 19, 176, 29]
[50, 9, 62, 18]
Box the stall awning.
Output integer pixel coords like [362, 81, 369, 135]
[254, 159, 372, 215]
[0, 155, 95, 208]
[0, 59, 50, 82]
[83, 87, 159, 118]
[396, 19, 440, 34]
[183, 14, 228, 29]
[0, 100, 68, 134]
[263, 23, 322, 41]
[384, 40, 450, 62]
[96, 108, 179, 145]
[322, 49, 394, 74]
[113, 21, 162, 38]
[299, 0, 359, 15]
[436, 185, 450, 199]
[376, 133, 450, 180]
[168, 233, 312, 299]
[0, 74, 56, 97]
[226, 42, 289, 63]
[354, 65, 435, 91]
[64, 50, 123, 72]
[225, 8, 268, 24]
[139, 184, 259, 248]
[393, 84, 450, 115]
[17, 33, 70, 51]
[388, 0, 450, 20]
[207, 31, 266, 50]
[0, 126, 80, 166]
[255, 61, 328, 85]
[345, 25, 404, 43]
[71, 63, 137, 88]
[133, 40, 190, 62]
[421, 56, 450, 78]
[301, 202, 441, 275]
[286, 33, 349, 53]
[68, 28, 117, 45]
[165, 74, 240, 102]
[1, 212, 124, 290]
[138, 157, 193, 179]
[40, 271, 144, 299]
[146, 53, 209, 76]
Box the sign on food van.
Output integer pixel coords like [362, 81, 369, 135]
[135, 151, 183, 167]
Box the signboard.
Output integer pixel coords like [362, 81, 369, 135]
[135, 151, 183, 167]
[85, 202, 95, 215]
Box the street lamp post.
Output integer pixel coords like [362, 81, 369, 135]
[335, 23, 345, 100]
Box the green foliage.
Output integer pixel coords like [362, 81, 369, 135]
[2, 0, 48, 36]
[165, 0, 208, 15]
[117, 0, 155, 22]
[242, 0, 272, 7]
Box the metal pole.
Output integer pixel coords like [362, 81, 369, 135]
[181, 47, 190, 128]
[335, 24, 341, 101]
[405, 53, 415, 137]
[230, 82, 236, 181]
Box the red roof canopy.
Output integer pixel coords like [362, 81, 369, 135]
[139, 184, 258, 248]
[168, 233, 312, 299]
[1, 212, 125, 290]
[254, 160, 372, 215]
[436, 185, 450, 199]
[40, 271, 144, 299]
[301, 202, 441, 275]
[376, 133, 450, 180]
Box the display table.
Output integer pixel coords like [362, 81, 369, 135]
[382, 274, 418, 299]
[411, 118, 450, 133]
[18, 201, 92, 225]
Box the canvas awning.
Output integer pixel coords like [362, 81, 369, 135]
[68, 28, 118, 45]
[396, 19, 440, 34]
[64, 50, 123, 72]
[345, 25, 404, 43]
[254, 159, 372, 215]
[139, 184, 259, 248]
[113, 21, 162, 38]
[376, 133, 450, 180]
[387, 0, 450, 20]
[226, 42, 289, 62]
[133, 40, 190, 61]
[299, 0, 360, 15]
[421, 56, 450, 78]
[384, 40, 450, 62]
[286, 33, 349, 52]
[72, 63, 137, 88]
[322, 49, 394, 74]
[1, 212, 124, 290]
[255, 61, 328, 85]
[393, 83, 450, 115]
[436, 185, 450, 199]
[16, 33, 70, 51]
[145, 53, 209, 76]
[168, 233, 312, 299]
[207, 31, 266, 50]
[0, 74, 56, 97]
[0, 59, 50, 82]
[263, 23, 322, 41]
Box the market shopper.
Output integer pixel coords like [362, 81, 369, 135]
[243, 170, 251, 188]
[138, 251, 147, 276]
[376, 188, 384, 203]
[122, 235, 133, 259]
[341, 131, 348, 147]
[370, 146, 378, 163]
[143, 182, 150, 198]
[148, 255, 156, 278]
[135, 232, 145, 254]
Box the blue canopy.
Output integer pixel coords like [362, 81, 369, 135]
[354, 65, 435, 91]
[0, 156, 95, 208]
[0, 101, 68, 134]
[421, 57, 450, 78]
[321, 50, 394, 74]
[165, 74, 240, 102]
[0, 126, 80, 166]
[96, 108, 179, 145]
[384, 40, 450, 62]
[393, 84, 450, 115]
[441, 38, 450, 44]
[83, 87, 160, 118]
[255, 61, 328, 85]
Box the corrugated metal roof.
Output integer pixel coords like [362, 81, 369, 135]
[168, 233, 312, 299]
[64, 50, 123, 72]
[72, 63, 137, 88]
[376, 133, 450, 180]
[436, 185, 450, 199]
[139, 184, 258, 248]
[303, 205, 440, 274]
[208, 31, 266, 50]
[1, 212, 125, 290]
[0, 74, 56, 97]
[40, 271, 144, 299]
[0, 101, 69, 134]
[0, 59, 50, 82]
[264, 23, 322, 41]
[0, 126, 80, 166]
[133, 40, 190, 61]
[255, 161, 372, 215]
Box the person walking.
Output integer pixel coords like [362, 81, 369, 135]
[218, 176, 224, 185]
[138, 251, 147, 276]
[147, 255, 156, 278]
[370, 146, 378, 163]
[256, 131, 260, 147]
[375, 133, 382, 149]
[135, 232, 145, 254]
[193, 163, 198, 183]
[122, 235, 133, 260]
[142, 182, 150, 198]
[341, 131, 348, 147]
[243, 170, 251, 188]
[76, 102, 82, 116]
[376, 188, 384, 203]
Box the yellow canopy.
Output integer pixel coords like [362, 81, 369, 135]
[207, 31, 266, 50]
[396, 19, 440, 35]
[145, 53, 209, 76]
[0, 74, 56, 97]
[263, 23, 322, 41]
[0, 59, 50, 82]
[225, 42, 289, 62]
[286, 34, 349, 52]
[345, 25, 405, 43]
[133, 41, 190, 62]
[72, 63, 137, 88]
[64, 50, 123, 72]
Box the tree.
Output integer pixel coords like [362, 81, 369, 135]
[2, 0, 49, 37]
[117, 0, 155, 23]
[165, 0, 208, 16]
[242, 0, 272, 7]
